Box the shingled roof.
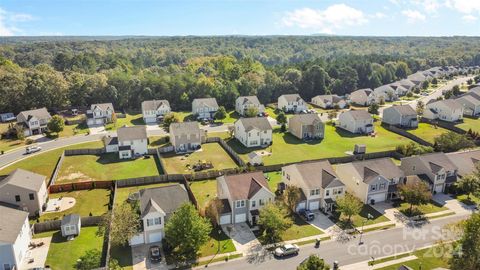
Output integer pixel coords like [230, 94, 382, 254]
[236, 117, 272, 132]
[16, 107, 52, 123]
[91, 103, 114, 111]
[193, 98, 218, 108]
[0, 168, 46, 192]
[388, 105, 417, 116]
[170, 121, 201, 135]
[351, 158, 404, 183]
[446, 150, 480, 177]
[285, 160, 344, 189]
[237, 96, 261, 105]
[117, 125, 147, 142]
[0, 205, 29, 243]
[141, 100, 170, 111]
[341, 110, 372, 121]
[289, 114, 323, 125]
[139, 184, 190, 218]
[280, 94, 304, 102]
[220, 171, 272, 201]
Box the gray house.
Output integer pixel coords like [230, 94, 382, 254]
[61, 214, 81, 237]
[382, 105, 418, 128]
[288, 114, 325, 140]
[0, 205, 32, 270]
[446, 150, 480, 178]
[456, 93, 480, 117]
[16, 108, 52, 137]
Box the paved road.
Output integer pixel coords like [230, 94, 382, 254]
[203, 214, 469, 270]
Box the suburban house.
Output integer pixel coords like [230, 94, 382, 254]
[277, 94, 307, 113]
[169, 121, 205, 153]
[141, 100, 171, 123]
[61, 214, 81, 238]
[391, 79, 416, 93]
[374, 85, 397, 102]
[130, 184, 190, 245]
[311, 95, 347, 109]
[0, 205, 31, 270]
[407, 72, 429, 86]
[348, 88, 378, 106]
[16, 108, 52, 137]
[235, 96, 265, 116]
[455, 93, 480, 117]
[337, 110, 374, 134]
[0, 112, 15, 122]
[234, 117, 272, 148]
[288, 114, 325, 140]
[216, 171, 275, 225]
[423, 99, 464, 122]
[104, 125, 148, 159]
[282, 160, 345, 213]
[446, 150, 480, 178]
[400, 152, 458, 193]
[86, 103, 115, 126]
[192, 98, 219, 120]
[382, 105, 418, 128]
[336, 158, 405, 204]
[0, 169, 48, 217]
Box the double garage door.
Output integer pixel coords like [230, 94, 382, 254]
[308, 201, 320, 211]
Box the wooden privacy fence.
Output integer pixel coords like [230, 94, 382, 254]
[48, 153, 65, 187]
[33, 216, 103, 234]
[65, 148, 105, 156]
[206, 137, 246, 167]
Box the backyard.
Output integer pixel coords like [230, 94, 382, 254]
[190, 179, 217, 210]
[56, 153, 162, 182]
[406, 122, 450, 144]
[455, 117, 480, 133]
[265, 171, 283, 192]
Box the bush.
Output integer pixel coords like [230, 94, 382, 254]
[25, 139, 34, 145]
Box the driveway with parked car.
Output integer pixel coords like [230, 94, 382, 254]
[132, 243, 168, 270]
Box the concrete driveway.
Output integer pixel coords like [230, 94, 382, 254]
[88, 124, 107, 135]
[131, 243, 168, 270]
[371, 202, 407, 226]
[308, 211, 339, 234]
[221, 223, 260, 255]
[432, 193, 475, 214]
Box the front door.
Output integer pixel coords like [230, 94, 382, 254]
[252, 215, 257, 225]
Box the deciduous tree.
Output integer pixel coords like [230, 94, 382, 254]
[47, 115, 65, 134]
[398, 180, 432, 216]
[258, 203, 293, 244]
[336, 193, 362, 225]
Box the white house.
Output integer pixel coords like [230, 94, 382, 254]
[86, 103, 115, 126]
[337, 110, 374, 134]
[455, 93, 480, 117]
[61, 214, 81, 238]
[141, 100, 171, 123]
[348, 89, 376, 106]
[311, 95, 347, 109]
[278, 94, 307, 113]
[192, 98, 219, 120]
[424, 99, 464, 122]
[16, 108, 52, 137]
[234, 117, 272, 148]
[374, 85, 397, 102]
[0, 205, 31, 270]
[235, 96, 265, 116]
[103, 125, 148, 159]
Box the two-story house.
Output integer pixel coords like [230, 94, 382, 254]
[288, 114, 325, 140]
[336, 158, 405, 204]
[169, 122, 205, 153]
[348, 89, 376, 106]
[337, 110, 374, 134]
[400, 152, 458, 194]
[86, 103, 115, 126]
[192, 98, 219, 120]
[0, 205, 32, 270]
[277, 94, 307, 113]
[382, 105, 418, 128]
[16, 108, 52, 137]
[374, 85, 397, 102]
[423, 99, 464, 122]
[216, 171, 275, 225]
[234, 117, 272, 148]
[455, 92, 480, 117]
[282, 160, 345, 213]
[141, 100, 171, 123]
[104, 125, 148, 159]
[446, 149, 480, 178]
[311, 95, 347, 109]
[129, 184, 190, 245]
[235, 96, 265, 116]
[0, 169, 48, 217]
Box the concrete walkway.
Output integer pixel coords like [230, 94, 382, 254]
[371, 202, 409, 227]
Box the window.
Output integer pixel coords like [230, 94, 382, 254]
[371, 185, 376, 191]
[326, 190, 330, 196]
[310, 189, 320, 196]
[29, 193, 34, 200]
[147, 218, 161, 227]
[15, 195, 20, 202]
[379, 183, 386, 190]
[251, 200, 256, 207]
[236, 200, 245, 208]
[4, 264, 11, 270]
[259, 199, 265, 206]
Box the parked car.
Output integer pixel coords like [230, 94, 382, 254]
[299, 209, 314, 221]
[149, 245, 162, 263]
[274, 244, 299, 257]
[25, 145, 42, 154]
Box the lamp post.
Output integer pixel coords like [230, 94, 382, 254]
[359, 213, 374, 245]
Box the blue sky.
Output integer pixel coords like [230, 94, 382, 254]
[1, 0, 479, 36]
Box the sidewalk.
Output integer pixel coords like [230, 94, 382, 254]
[340, 255, 417, 270]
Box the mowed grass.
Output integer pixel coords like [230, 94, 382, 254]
[199, 229, 236, 257]
[57, 153, 161, 183]
[0, 141, 104, 179]
[190, 179, 217, 210]
[228, 122, 414, 165]
[455, 194, 480, 206]
[407, 122, 450, 143]
[45, 226, 104, 270]
[106, 113, 144, 131]
[456, 117, 480, 133]
[396, 200, 449, 217]
[333, 205, 390, 228]
[161, 143, 237, 174]
[376, 247, 448, 270]
[39, 189, 111, 222]
[110, 244, 133, 270]
[281, 214, 324, 241]
[115, 182, 179, 207]
[265, 171, 283, 192]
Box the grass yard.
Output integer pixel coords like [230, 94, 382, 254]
[407, 122, 450, 143]
[456, 117, 480, 133]
[45, 226, 104, 270]
[190, 179, 217, 210]
[396, 200, 449, 217]
[455, 194, 480, 206]
[265, 171, 283, 192]
[376, 247, 448, 270]
[333, 205, 390, 228]
[0, 141, 104, 178]
[199, 229, 236, 257]
[281, 214, 324, 241]
[148, 135, 169, 147]
[57, 153, 161, 183]
[38, 189, 111, 222]
[161, 143, 237, 174]
[58, 122, 89, 137]
[115, 182, 177, 207]
[228, 122, 414, 165]
[106, 113, 144, 131]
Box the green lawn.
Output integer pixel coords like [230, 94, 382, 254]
[59, 122, 89, 137]
[455, 194, 480, 206]
[148, 135, 169, 147]
[0, 141, 104, 178]
[190, 179, 217, 210]
[56, 153, 161, 183]
[115, 182, 177, 207]
[456, 117, 480, 133]
[281, 214, 324, 241]
[161, 143, 237, 174]
[228, 122, 414, 165]
[376, 247, 448, 270]
[396, 200, 449, 217]
[45, 226, 104, 270]
[407, 122, 450, 143]
[38, 189, 111, 222]
[333, 205, 390, 228]
[265, 171, 283, 192]
[106, 113, 144, 131]
[199, 229, 236, 257]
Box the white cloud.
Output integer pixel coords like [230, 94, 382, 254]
[401, 9, 426, 23]
[10, 13, 34, 22]
[282, 4, 368, 34]
[0, 7, 34, 36]
[411, 0, 441, 13]
[372, 12, 387, 19]
[445, 0, 480, 14]
[462, 14, 477, 21]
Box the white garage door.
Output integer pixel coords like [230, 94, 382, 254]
[368, 193, 386, 204]
[129, 233, 144, 246]
[148, 232, 163, 243]
[309, 201, 320, 211]
[235, 213, 247, 223]
[95, 119, 104, 125]
[219, 214, 231, 225]
[296, 202, 306, 213]
[435, 184, 444, 193]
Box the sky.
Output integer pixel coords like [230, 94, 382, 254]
[0, 0, 479, 36]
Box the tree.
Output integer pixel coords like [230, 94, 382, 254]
[456, 174, 480, 201]
[416, 100, 425, 115]
[396, 142, 433, 157]
[258, 203, 293, 244]
[162, 112, 179, 131]
[336, 194, 362, 225]
[398, 180, 432, 216]
[297, 254, 330, 270]
[165, 203, 212, 264]
[14, 125, 25, 140]
[434, 132, 475, 153]
[421, 80, 429, 90]
[76, 249, 101, 270]
[276, 111, 287, 124]
[452, 85, 461, 96]
[431, 77, 438, 85]
[368, 103, 379, 115]
[284, 185, 301, 213]
[215, 106, 227, 120]
[245, 106, 259, 118]
[98, 203, 140, 246]
[327, 111, 337, 123]
[449, 213, 480, 270]
[47, 115, 65, 134]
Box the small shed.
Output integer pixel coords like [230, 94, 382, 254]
[61, 214, 81, 237]
[248, 152, 263, 166]
[354, 144, 366, 155]
[0, 113, 15, 122]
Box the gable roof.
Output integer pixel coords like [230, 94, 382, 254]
[91, 103, 114, 111]
[0, 205, 28, 243]
[237, 96, 261, 105]
[17, 107, 52, 123]
[236, 117, 272, 132]
[351, 158, 404, 183]
[446, 150, 480, 177]
[117, 125, 147, 142]
[0, 168, 46, 192]
[386, 105, 417, 116]
[289, 114, 323, 125]
[141, 100, 170, 111]
[280, 94, 304, 103]
[170, 121, 201, 135]
[285, 160, 344, 189]
[427, 99, 463, 111]
[61, 214, 80, 226]
[221, 171, 272, 200]
[351, 88, 373, 97]
[193, 98, 218, 108]
[456, 94, 480, 106]
[374, 85, 395, 94]
[409, 152, 458, 173]
[341, 110, 372, 121]
[139, 184, 190, 218]
[312, 95, 344, 104]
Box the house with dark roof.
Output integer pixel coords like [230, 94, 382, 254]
[424, 99, 464, 122]
[348, 88, 376, 106]
[382, 105, 418, 128]
[282, 160, 345, 213]
[446, 149, 480, 178]
[400, 152, 458, 193]
[0, 205, 32, 270]
[129, 184, 190, 245]
[0, 169, 48, 217]
[311, 95, 347, 109]
[234, 117, 272, 148]
[235, 96, 265, 116]
[216, 171, 274, 225]
[337, 110, 374, 134]
[103, 125, 148, 159]
[192, 98, 219, 120]
[86, 103, 115, 126]
[455, 92, 480, 117]
[278, 94, 307, 113]
[141, 100, 171, 123]
[288, 114, 325, 140]
[336, 158, 405, 204]
[16, 107, 52, 137]
[169, 121, 205, 153]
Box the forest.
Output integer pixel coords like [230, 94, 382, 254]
[1, 36, 480, 113]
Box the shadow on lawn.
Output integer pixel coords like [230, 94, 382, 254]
[280, 131, 322, 145]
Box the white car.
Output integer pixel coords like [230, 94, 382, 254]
[274, 244, 299, 257]
[25, 145, 42, 154]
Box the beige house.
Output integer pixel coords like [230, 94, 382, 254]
[169, 121, 205, 153]
[348, 88, 376, 106]
[141, 100, 171, 123]
[288, 114, 325, 140]
[382, 105, 418, 128]
[424, 99, 464, 122]
[235, 96, 265, 116]
[0, 169, 48, 217]
[446, 149, 480, 178]
[16, 108, 52, 137]
[337, 110, 374, 134]
[278, 94, 307, 113]
[192, 98, 219, 120]
[234, 117, 272, 148]
[0, 205, 32, 270]
[456, 93, 480, 117]
[282, 160, 345, 213]
[374, 85, 397, 102]
[311, 95, 347, 109]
